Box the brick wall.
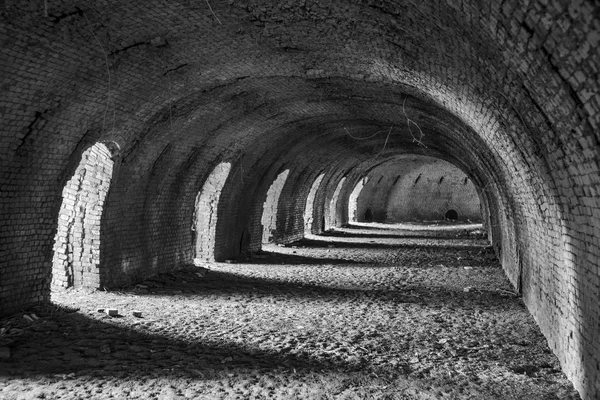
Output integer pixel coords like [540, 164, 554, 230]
[1, 1, 599, 397]
[273, 166, 312, 245]
[359, 157, 482, 222]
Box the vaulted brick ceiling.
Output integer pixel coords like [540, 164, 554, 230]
[1, 1, 599, 398]
[4, 1, 597, 197]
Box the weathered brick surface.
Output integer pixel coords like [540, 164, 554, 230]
[52, 143, 114, 290]
[303, 173, 325, 234]
[348, 176, 368, 223]
[261, 169, 289, 244]
[193, 162, 231, 263]
[354, 156, 482, 222]
[1, 1, 599, 398]
[327, 177, 348, 230]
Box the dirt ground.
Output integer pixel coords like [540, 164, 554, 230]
[0, 223, 581, 399]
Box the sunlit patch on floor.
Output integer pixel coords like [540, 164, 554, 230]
[1, 224, 580, 399]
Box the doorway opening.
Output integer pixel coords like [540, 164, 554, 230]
[304, 173, 324, 235]
[262, 169, 290, 244]
[240, 227, 250, 255]
[52, 142, 116, 291]
[348, 177, 368, 222]
[364, 208, 373, 222]
[193, 162, 231, 263]
[327, 177, 346, 229]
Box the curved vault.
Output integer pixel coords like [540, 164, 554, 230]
[350, 155, 483, 223]
[1, 1, 599, 398]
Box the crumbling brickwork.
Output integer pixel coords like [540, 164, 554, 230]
[52, 143, 114, 290]
[1, 0, 599, 397]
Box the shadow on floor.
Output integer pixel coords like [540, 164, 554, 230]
[115, 267, 517, 312]
[0, 306, 554, 400]
[243, 251, 360, 265]
[321, 232, 464, 240]
[319, 229, 485, 240]
[0, 309, 351, 379]
[343, 221, 482, 230]
[297, 237, 488, 251]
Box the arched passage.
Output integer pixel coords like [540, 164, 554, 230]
[348, 177, 368, 223]
[364, 208, 374, 222]
[193, 162, 231, 263]
[304, 173, 325, 235]
[356, 156, 482, 223]
[327, 177, 347, 230]
[1, 1, 599, 397]
[262, 169, 289, 244]
[52, 142, 115, 291]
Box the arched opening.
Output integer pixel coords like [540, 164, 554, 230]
[377, 156, 481, 222]
[1, 0, 595, 396]
[348, 177, 368, 222]
[327, 177, 346, 230]
[193, 162, 231, 263]
[364, 208, 373, 222]
[239, 227, 250, 254]
[304, 173, 325, 235]
[262, 169, 290, 244]
[52, 142, 116, 291]
[445, 209, 458, 220]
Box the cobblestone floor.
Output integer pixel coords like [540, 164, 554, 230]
[0, 223, 581, 399]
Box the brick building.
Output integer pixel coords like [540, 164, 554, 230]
[1, 1, 599, 398]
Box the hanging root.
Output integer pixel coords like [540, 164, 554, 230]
[205, 0, 222, 25]
[402, 96, 427, 148]
[373, 127, 393, 159]
[343, 126, 394, 159]
[344, 127, 385, 141]
[474, 181, 493, 193]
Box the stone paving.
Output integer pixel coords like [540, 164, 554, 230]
[0, 224, 581, 399]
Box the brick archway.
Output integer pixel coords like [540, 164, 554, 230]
[261, 170, 289, 244]
[52, 142, 116, 290]
[193, 162, 231, 263]
[327, 177, 346, 230]
[304, 173, 325, 235]
[348, 177, 368, 222]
